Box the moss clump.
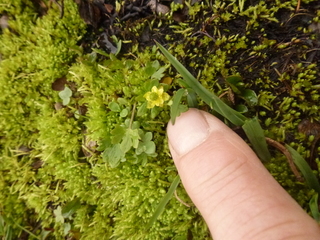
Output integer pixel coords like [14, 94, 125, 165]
[1, 0, 320, 239]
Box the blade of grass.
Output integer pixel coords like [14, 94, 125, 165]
[156, 42, 246, 126]
[309, 193, 320, 222]
[157, 42, 271, 162]
[242, 117, 271, 162]
[15, 223, 41, 240]
[5, 226, 12, 240]
[286, 144, 320, 194]
[147, 175, 180, 228]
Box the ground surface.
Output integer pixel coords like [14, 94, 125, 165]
[1, 0, 320, 239]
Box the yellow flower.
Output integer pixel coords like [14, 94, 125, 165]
[144, 86, 170, 108]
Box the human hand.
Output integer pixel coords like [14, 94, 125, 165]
[167, 108, 320, 240]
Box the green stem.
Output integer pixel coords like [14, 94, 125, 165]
[129, 102, 137, 129]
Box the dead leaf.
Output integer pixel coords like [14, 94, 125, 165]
[78, 0, 102, 28]
[298, 119, 320, 137]
[54, 102, 64, 111]
[104, 3, 114, 13]
[31, 160, 44, 170]
[52, 77, 67, 91]
[147, 0, 170, 15]
[0, 15, 9, 30]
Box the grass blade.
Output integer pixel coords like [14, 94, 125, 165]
[147, 175, 181, 228]
[15, 223, 41, 240]
[286, 144, 320, 194]
[156, 42, 246, 126]
[242, 117, 271, 162]
[157, 42, 271, 161]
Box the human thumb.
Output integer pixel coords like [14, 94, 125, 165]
[167, 108, 320, 240]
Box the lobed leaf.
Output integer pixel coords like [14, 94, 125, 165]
[58, 86, 72, 106]
[102, 144, 124, 168]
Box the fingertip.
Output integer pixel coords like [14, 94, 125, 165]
[167, 109, 320, 239]
[167, 108, 210, 158]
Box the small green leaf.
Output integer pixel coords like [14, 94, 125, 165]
[91, 48, 109, 57]
[309, 193, 320, 222]
[147, 175, 181, 228]
[129, 129, 140, 148]
[170, 88, 187, 124]
[58, 86, 72, 105]
[136, 142, 145, 155]
[226, 75, 243, 85]
[63, 223, 71, 236]
[141, 153, 148, 165]
[152, 67, 166, 80]
[226, 75, 243, 94]
[151, 106, 161, 119]
[145, 61, 157, 76]
[40, 228, 51, 240]
[131, 121, 140, 130]
[97, 138, 112, 151]
[102, 144, 124, 168]
[115, 40, 122, 56]
[61, 198, 81, 219]
[186, 88, 198, 108]
[137, 102, 147, 116]
[143, 132, 153, 142]
[152, 60, 160, 69]
[111, 125, 126, 144]
[117, 97, 127, 105]
[74, 110, 80, 119]
[235, 104, 248, 113]
[226, 76, 258, 106]
[136, 132, 155, 155]
[242, 117, 271, 162]
[108, 102, 121, 112]
[54, 206, 64, 223]
[123, 86, 132, 97]
[286, 145, 320, 194]
[242, 89, 258, 106]
[120, 132, 133, 153]
[144, 141, 156, 154]
[120, 108, 128, 117]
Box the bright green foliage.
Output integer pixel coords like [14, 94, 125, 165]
[309, 193, 320, 222]
[1, 0, 320, 239]
[226, 75, 258, 107]
[58, 86, 72, 105]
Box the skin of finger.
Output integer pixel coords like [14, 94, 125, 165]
[167, 109, 320, 240]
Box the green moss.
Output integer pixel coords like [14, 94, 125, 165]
[1, 0, 320, 239]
